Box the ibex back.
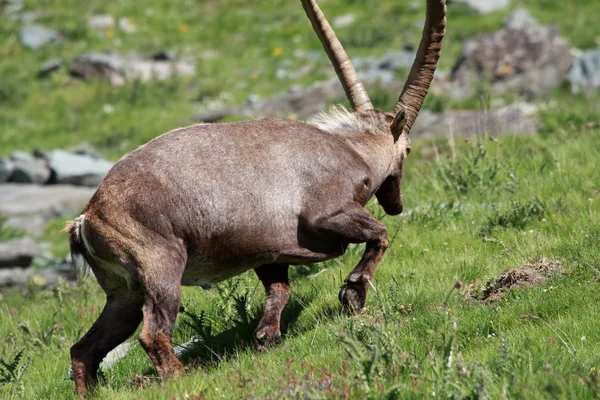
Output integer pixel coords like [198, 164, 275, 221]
[65, 0, 446, 397]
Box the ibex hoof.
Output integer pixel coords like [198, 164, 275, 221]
[339, 282, 366, 312]
[254, 325, 281, 350]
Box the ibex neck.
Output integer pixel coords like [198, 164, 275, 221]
[343, 135, 395, 191]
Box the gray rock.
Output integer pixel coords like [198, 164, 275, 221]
[173, 338, 202, 359]
[0, 237, 38, 269]
[451, 0, 509, 14]
[568, 48, 600, 93]
[411, 107, 539, 138]
[118, 17, 137, 33]
[0, 184, 95, 236]
[0, 158, 15, 182]
[11, 11, 37, 23]
[152, 50, 176, 61]
[451, 26, 573, 98]
[39, 58, 62, 77]
[19, 24, 59, 50]
[88, 14, 115, 30]
[100, 341, 132, 369]
[2, 0, 22, 14]
[70, 52, 195, 86]
[333, 13, 355, 28]
[0, 264, 77, 289]
[9, 151, 51, 184]
[193, 80, 346, 122]
[504, 9, 538, 29]
[47, 150, 113, 187]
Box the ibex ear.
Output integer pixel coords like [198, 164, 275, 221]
[390, 107, 407, 143]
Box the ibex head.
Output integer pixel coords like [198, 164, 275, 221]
[302, 0, 446, 215]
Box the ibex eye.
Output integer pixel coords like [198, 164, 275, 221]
[406, 147, 412, 155]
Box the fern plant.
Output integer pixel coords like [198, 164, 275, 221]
[0, 349, 31, 386]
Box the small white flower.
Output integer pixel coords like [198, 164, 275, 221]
[581, 336, 587, 341]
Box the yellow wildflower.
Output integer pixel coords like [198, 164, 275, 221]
[272, 47, 283, 57]
[178, 23, 189, 33]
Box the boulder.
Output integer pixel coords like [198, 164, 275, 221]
[450, 0, 509, 14]
[0, 184, 95, 236]
[88, 14, 115, 30]
[451, 26, 573, 98]
[0, 237, 38, 269]
[70, 52, 195, 86]
[47, 150, 113, 187]
[0, 158, 15, 182]
[19, 24, 60, 50]
[0, 265, 77, 289]
[411, 107, 539, 138]
[9, 151, 51, 184]
[568, 49, 600, 93]
[39, 58, 62, 77]
[504, 9, 538, 29]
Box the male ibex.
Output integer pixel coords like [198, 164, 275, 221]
[66, 0, 446, 397]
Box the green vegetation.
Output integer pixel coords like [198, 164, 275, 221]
[1, 98, 599, 398]
[1, 0, 600, 398]
[1, 0, 599, 157]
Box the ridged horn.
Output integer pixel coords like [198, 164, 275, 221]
[394, 0, 446, 134]
[301, 0, 373, 112]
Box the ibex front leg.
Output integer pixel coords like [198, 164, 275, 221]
[311, 203, 389, 312]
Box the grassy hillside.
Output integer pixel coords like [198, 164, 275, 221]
[2, 92, 600, 398]
[1, 0, 600, 399]
[1, 0, 599, 158]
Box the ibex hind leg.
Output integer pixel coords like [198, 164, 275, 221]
[136, 255, 186, 379]
[70, 261, 144, 399]
[254, 264, 290, 348]
[307, 203, 388, 312]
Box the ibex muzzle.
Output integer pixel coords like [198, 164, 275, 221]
[65, 0, 446, 397]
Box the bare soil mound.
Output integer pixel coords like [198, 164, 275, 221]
[468, 258, 562, 302]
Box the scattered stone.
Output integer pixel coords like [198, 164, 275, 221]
[333, 13, 355, 28]
[0, 237, 38, 269]
[118, 17, 137, 33]
[568, 48, 600, 93]
[0, 184, 95, 236]
[504, 8, 538, 29]
[101, 341, 132, 369]
[70, 52, 196, 86]
[468, 258, 561, 302]
[39, 58, 62, 77]
[0, 159, 15, 183]
[173, 338, 202, 359]
[11, 11, 37, 23]
[47, 150, 113, 187]
[152, 50, 176, 61]
[9, 151, 51, 184]
[411, 107, 539, 138]
[193, 80, 345, 122]
[19, 24, 60, 50]
[2, 0, 22, 14]
[451, 0, 509, 14]
[88, 14, 115, 30]
[451, 26, 573, 98]
[0, 264, 77, 289]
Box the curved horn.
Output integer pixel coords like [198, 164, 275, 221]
[394, 0, 446, 134]
[301, 0, 373, 112]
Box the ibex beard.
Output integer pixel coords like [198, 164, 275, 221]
[65, 0, 446, 397]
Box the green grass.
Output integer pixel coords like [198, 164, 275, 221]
[1, 0, 599, 158]
[1, 0, 600, 398]
[1, 94, 599, 398]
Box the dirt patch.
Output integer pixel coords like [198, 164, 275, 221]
[468, 258, 562, 302]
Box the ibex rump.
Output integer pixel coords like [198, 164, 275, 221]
[66, 0, 446, 397]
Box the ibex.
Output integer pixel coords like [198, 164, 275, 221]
[66, 0, 446, 397]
